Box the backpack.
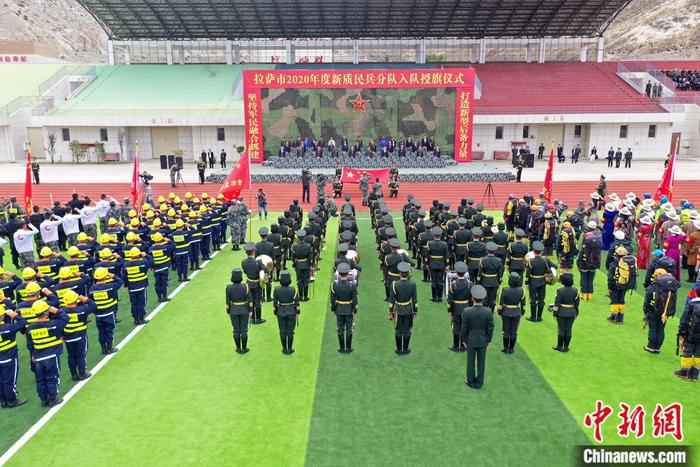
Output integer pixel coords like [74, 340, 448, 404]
[654, 275, 679, 317]
[689, 302, 700, 342]
[616, 255, 637, 288]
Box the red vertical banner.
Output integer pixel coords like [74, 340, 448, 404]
[244, 88, 263, 163]
[454, 88, 473, 162]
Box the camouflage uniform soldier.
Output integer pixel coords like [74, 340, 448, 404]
[227, 201, 241, 251]
[238, 199, 250, 245]
[316, 174, 327, 202]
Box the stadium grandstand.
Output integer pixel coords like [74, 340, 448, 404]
[1, 2, 700, 464]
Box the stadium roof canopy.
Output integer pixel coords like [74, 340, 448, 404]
[79, 0, 632, 41]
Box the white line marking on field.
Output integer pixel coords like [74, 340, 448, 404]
[0, 241, 229, 466]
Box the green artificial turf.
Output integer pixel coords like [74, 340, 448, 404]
[5, 216, 337, 467]
[305, 215, 589, 467]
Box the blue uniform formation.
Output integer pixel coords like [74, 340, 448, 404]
[0, 191, 233, 409]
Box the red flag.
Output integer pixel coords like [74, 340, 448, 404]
[24, 145, 32, 213]
[340, 167, 391, 185]
[220, 152, 251, 200]
[654, 140, 679, 202]
[130, 145, 141, 208]
[543, 148, 554, 202]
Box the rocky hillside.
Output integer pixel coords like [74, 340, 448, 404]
[0, 0, 107, 62]
[605, 0, 700, 59]
[0, 0, 698, 62]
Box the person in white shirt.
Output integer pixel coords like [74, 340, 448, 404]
[59, 209, 82, 245]
[96, 194, 116, 230]
[13, 222, 39, 266]
[80, 201, 99, 238]
[39, 213, 65, 252]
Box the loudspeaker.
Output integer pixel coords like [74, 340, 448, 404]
[175, 156, 183, 169]
[159, 155, 168, 170]
[167, 155, 175, 168]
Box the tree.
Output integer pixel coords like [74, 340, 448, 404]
[47, 133, 57, 164]
[69, 140, 86, 163]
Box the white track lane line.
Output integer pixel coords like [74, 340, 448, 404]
[0, 240, 230, 466]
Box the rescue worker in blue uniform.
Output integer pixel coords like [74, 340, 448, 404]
[88, 267, 123, 354]
[188, 211, 202, 270]
[53, 266, 89, 305]
[171, 219, 191, 282]
[226, 268, 252, 354]
[61, 289, 96, 381]
[274, 271, 300, 355]
[149, 232, 172, 303]
[0, 299, 27, 408]
[25, 300, 69, 406]
[124, 247, 151, 325]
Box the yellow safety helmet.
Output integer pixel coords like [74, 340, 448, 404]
[142, 203, 152, 211]
[130, 218, 140, 227]
[615, 246, 629, 256]
[58, 267, 73, 280]
[152, 218, 162, 227]
[98, 248, 113, 259]
[199, 205, 207, 213]
[128, 209, 138, 218]
[62, 290, 80, 306]
[67, 246, 81, 257]
[22, 267, 37, 280]
[39, 246, 53, 258]
[32, 300, 50, 316]
[168, 192, 176, 200]
[93, 267, 109, 281]
[175, 219, 185, 228]
[181, 204, 190, 212]
[157, 196, 166, 204]
[159, 203, 168, 212]
[100, 233, 113, 244]
[193, 197, 200, 204]
[107, 217, 118, 226]
[173, 196, 182, 204]
[151, 232, 164, 243]
[201, 193, 209, 199]
[185, 192, 193, 200]
[126, 231, 139, 242]
[563, 221, 572, 229]
[125, 247, 141, 258]
[188, 211, 198, 219]
[167, 208, 176, 217]
[77, 232, 88, 242]
[209, 197, 216, 205]
[25, 281, 41, 295]
[146, 211, 155, 219]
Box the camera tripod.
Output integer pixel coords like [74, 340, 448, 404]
[176, 168, 186, 187]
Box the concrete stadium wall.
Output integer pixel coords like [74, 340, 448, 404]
[191, 126, 244, 161]
[472, 122, 673, 160]
[0, 125, 10, 162]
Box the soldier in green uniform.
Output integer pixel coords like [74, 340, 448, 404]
[506, 228, 529, 276]
[292, 230, 312, 301]
[460, 285, 494, 389]
[526, 241, 554, 322]
[225, 268, 252, 354]
[417, 220, 433, 281]
[427, 227, 448, 302]
[389, 262, 418, 355]
[383, 238, 412, 302]
[551, 272, 580, 352]
[331, 263, 358, 353]
[479, 242, 504, 312]
[492, 223, 509, 265]
[447, 262, 471, 352]
[273, 271, 300, 355]
[466, 227, 486, 283]
[241, 243, 265, 324]
[453, 218, 472, 264]
[498, 272, 525, 354]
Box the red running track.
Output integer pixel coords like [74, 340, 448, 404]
[1, 181, 698, 212]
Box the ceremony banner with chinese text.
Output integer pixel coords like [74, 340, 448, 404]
[242, 68, 475, 163]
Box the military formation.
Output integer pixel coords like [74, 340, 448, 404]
[0, 191, 233, 408]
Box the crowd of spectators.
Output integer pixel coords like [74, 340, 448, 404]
[663, 70, 700, 91]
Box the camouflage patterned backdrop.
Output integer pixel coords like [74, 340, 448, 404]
[261, 87, 455, 159]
